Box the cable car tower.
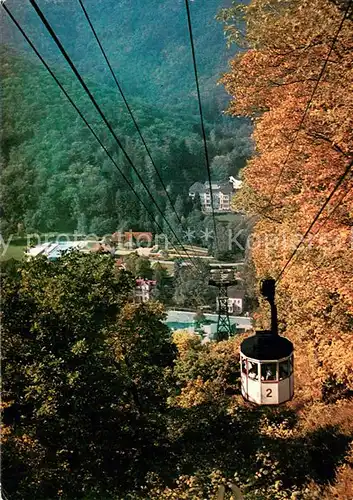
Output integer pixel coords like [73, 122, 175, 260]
[209, 265, 237, 341]
[240, 278, 294, 405]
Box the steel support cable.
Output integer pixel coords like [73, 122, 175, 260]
[277, 180, 353, 280]
[276, 158, 353, 282]
[267, 0, 353, 208]
[77, 0, 183, 227]
[2, 2, 200, 271]
[184, 0, 219, 251]
[310, 175, 353, 238]
[28, 0, 201, 271]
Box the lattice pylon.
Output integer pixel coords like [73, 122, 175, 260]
[215, 283, 232, 341]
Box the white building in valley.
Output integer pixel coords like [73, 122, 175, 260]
[216, 288, 245, 315]
[189, 178, 242, 213]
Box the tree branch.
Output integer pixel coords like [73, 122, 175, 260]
[305, 130, 351, 158]
[269, 78, 317, 87]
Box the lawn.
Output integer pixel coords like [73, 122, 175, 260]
[215, 213, 244, 223]
[0, 245, 26, 262]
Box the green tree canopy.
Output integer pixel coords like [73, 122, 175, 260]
[1, 252, 176, 499]
[152, 262, 174, 304]
[173, 260, 217, 309]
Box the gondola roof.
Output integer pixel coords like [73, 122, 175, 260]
[241, 330, 293, 360]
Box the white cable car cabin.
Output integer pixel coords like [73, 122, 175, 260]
[240, 278, 294, 405]
[240, 331, 294, 405]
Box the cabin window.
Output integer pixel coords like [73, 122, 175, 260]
[248, 361, 258, 380]
[241, 358, 247, 374]
[289, 355, 294, 375]
[261, 363, 277, 381]
[279, 360, 289, 380]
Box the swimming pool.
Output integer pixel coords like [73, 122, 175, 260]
[165, 310, 252, 331]
[47, 241, 85, 260]
[166, 321, 194, 330]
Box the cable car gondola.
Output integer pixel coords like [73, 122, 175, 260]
[240, 278, 294, 405]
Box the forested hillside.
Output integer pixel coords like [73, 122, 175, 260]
[0, 0, 252, 237]
[1, 0, 234, 114]
[2, 1, 353, 499]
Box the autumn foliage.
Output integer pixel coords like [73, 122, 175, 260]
[2, 1, 353, 498]
[217, 0, 353, 496]
[220, 0, 353, 398]
[2, 252, 352, 498]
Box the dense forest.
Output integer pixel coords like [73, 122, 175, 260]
[0, 0, 252, 237]
[2, 251, 352, 500]
[2, 0, 353, 499]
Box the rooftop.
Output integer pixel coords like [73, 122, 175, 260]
[111, 232, 153, 242]
[228, 288, 245, 299]
[189, 181, 235, 195]
[189, 182, 205, 193]
[26, 241, 90, 260]
[136, 279, 157, 286]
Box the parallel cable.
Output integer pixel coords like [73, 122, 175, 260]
[277, 177, 353, 278]
[2, 2, 200, 271]
[308, 176, 353, 240]
[268, 0, 353, 207]
[184, 0, 219, 250]
[77, 0, 183, 226]
[276, 158, 353, 282]
[28, 0, 201, 269]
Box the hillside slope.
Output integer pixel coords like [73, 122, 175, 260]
[0, 0, 252, 236]
[0, 0, 234, 115]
